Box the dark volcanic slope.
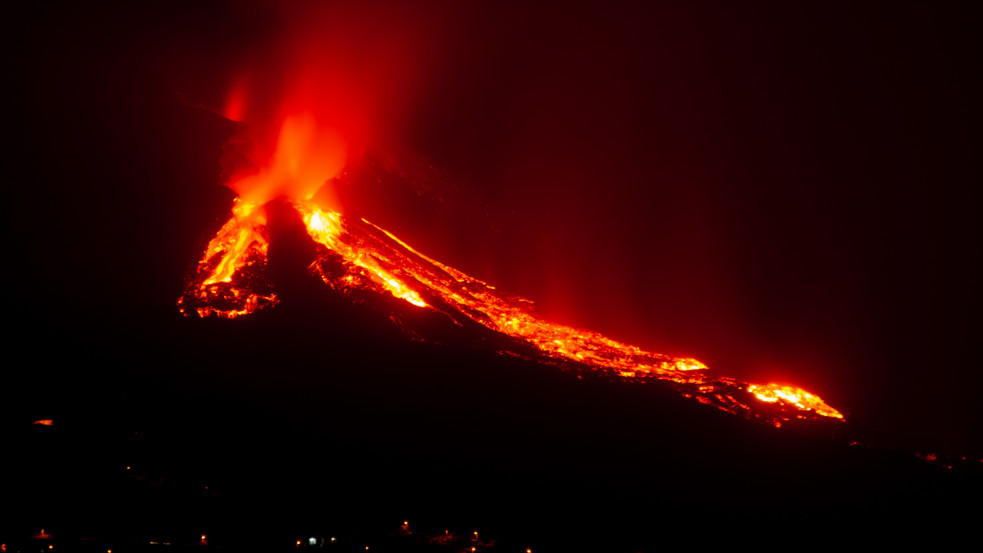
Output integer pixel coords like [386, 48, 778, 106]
[5, 271, 980, 551]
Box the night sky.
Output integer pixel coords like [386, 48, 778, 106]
[7, 0, 980, 459]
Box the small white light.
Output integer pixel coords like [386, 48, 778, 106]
[309, 537, 317, 546]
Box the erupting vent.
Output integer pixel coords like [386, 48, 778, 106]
[179, 195, 844, 426]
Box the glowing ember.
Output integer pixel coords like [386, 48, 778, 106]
[180, 194, 844, 425]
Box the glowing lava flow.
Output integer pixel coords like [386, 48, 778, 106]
[295, 200, 708, 378]
[180, 197, 844, 426]
[748, 384, 843, 419]
[178, 199, 278, 319]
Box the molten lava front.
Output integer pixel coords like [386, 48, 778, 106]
[179, 194, 843, 426]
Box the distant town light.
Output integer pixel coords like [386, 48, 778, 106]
[309, 537, 316, 545]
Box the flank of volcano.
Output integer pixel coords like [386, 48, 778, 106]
[179, 163, 844, 428]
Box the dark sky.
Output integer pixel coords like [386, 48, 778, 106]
[7, 1, 980, 454]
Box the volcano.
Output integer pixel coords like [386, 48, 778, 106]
[6, 1, 982, 550]
[177, 150, 844, 430]
[7, 146, 975, 550]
